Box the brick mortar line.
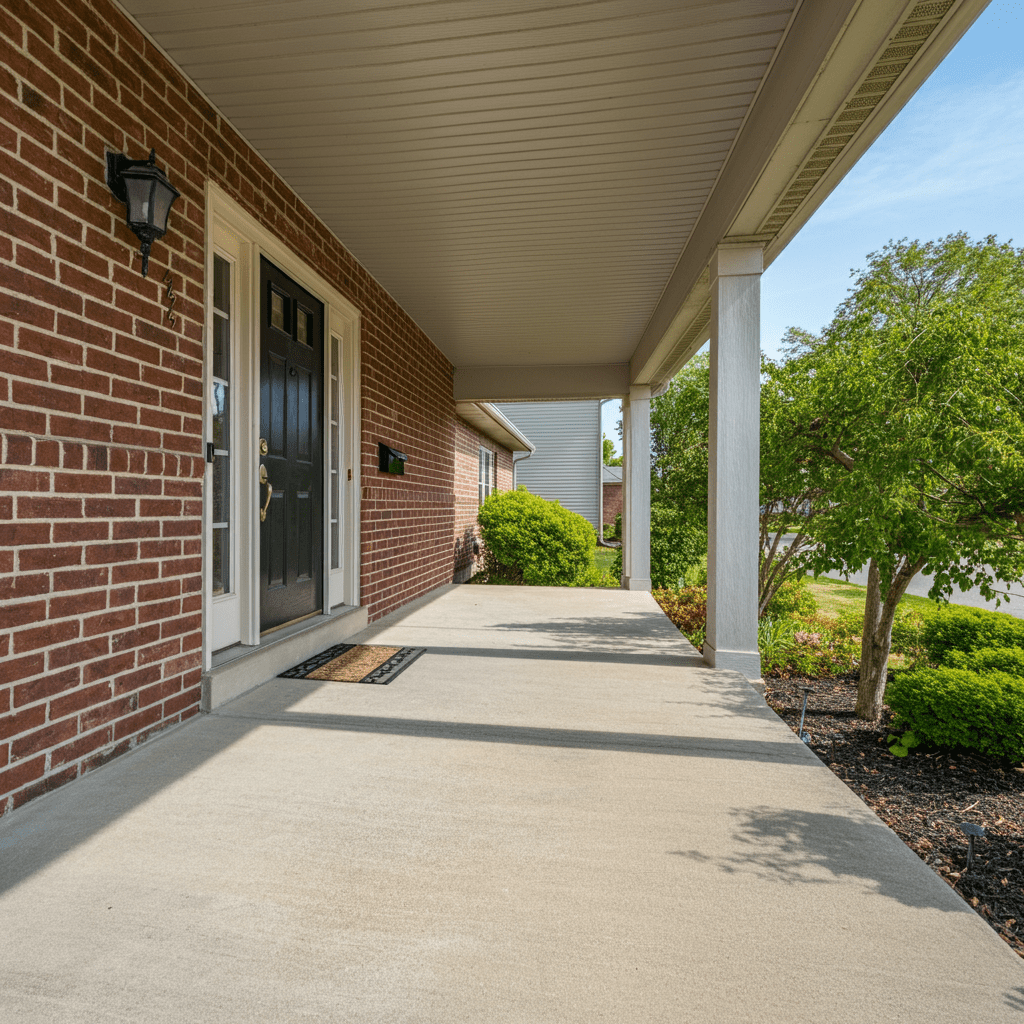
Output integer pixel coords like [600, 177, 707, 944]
[1, 431, 207, 468]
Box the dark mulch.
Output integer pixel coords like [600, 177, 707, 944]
[764, 673, 1024, 958]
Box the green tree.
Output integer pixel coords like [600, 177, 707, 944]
[771, 234, 1024, 718]
[602, 434, 622, 466]
[650, 351, 823, 613]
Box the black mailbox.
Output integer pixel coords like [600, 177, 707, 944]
[378, 442, 408, 475]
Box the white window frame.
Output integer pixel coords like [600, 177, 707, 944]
[478, 446, 496, 505]
[203, 182, 361, 669]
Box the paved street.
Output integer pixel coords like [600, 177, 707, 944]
[780, 536, 1024, 618]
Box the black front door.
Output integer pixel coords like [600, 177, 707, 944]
[259, 257, 324, 632]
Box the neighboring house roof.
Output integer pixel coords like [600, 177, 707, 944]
[455, 402, 534, 453]
[602, 465, 622, 484]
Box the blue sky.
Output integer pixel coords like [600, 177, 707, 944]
[603, 0, 1024, 453]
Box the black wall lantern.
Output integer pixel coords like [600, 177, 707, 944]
[106, 148, 180, 277]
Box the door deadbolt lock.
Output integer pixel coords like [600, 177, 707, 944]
[259, 437, 268, 456]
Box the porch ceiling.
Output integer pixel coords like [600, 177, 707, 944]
[119, 0, 985, 398]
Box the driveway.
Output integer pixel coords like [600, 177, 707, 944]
[1, 585, 1021, 1022]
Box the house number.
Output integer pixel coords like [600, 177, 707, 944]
[163, 268, 177, 327]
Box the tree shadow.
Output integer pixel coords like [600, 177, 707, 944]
[671, 803, 977, 914]
[492, 608, 694, 654]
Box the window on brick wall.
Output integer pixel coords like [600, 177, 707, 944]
[478, 447, 495, 505]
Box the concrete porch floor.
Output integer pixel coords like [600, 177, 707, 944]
[1, 585, 1021, 1023]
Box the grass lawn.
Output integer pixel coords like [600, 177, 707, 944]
[593, 545, 618, 575]
[806, 575, 942, 619]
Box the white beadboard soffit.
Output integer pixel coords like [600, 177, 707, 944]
[119, 0, 984, 390]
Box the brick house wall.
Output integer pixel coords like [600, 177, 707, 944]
[603, 482, 623, 526]
[452, 420, 513, 583]
[0, 0, 513, 816]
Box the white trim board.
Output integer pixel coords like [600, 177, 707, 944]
[202, 181, 362, 672]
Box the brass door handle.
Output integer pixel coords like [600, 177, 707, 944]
[259, 464, 273, 523]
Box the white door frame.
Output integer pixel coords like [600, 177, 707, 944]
[202, 182, 361, 670]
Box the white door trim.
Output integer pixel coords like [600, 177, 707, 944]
[202, 181, 361, 671]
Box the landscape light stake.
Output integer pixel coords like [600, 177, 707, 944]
[797, 685, 814, 744]
[958, 822, 986, 872]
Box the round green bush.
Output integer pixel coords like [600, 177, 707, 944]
[922, 605, 1024, 663]
[886, 666, 1024, 762]
[477, 488, 595, 586]
[763, 577, 817, 619]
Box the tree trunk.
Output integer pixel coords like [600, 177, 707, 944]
[855, 555, 926, 720]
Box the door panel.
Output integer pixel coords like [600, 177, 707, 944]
[259, 257, 324, 632]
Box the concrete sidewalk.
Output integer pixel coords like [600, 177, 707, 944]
[1, 585, 1021, 1023]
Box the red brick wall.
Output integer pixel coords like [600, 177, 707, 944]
[603, 482, 623, 526]
[0, 0, 511, 815]
[452, 421, 513, 583]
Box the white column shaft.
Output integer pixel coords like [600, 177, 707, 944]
[621, 386, 651, 591]
[705, 245, 762, 678]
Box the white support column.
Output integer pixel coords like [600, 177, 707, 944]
[704, 244, 762, 679]
[621, 385, 651, 591]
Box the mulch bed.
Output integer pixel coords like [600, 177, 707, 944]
[764, 673, 1024, 958]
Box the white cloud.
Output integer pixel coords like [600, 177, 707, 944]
[815, 71, 1024, 225]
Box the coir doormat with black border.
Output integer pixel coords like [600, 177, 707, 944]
[279, 644, 426, 685]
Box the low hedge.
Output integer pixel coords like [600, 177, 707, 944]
[944, 646, 1024, 678]
[922, 605, 1024, 663]
[886, 666, 1024, 762]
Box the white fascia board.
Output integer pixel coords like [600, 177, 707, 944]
[629, 0, 987, 388]
[762, 0, 985, 266]
[455, 402, 535, 453]
[454, 363, 630, 402]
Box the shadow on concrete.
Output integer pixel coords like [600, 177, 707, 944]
[416, 644, 704, 669]
[491, 610, 689, 652]
[670, 804, 975, 915]
[0, 704, 815, 898]
[1004, 987, 1024, 1015]
[214, 709, 817, 764]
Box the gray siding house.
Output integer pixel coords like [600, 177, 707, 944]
[495, 402, 602, 531]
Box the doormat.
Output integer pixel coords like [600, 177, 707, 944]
[279, 643, 426, 685]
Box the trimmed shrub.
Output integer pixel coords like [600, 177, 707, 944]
[575, 564, 618, 588]
[886, 666, 1024, 762]
[922, 605, 1024, 663]
[945, 646, 1024, 678]
[476, 489, 595, 586]
[890, 605, 926, 658]
[683, 554, 708, 587]
[763, 577, 817, 619]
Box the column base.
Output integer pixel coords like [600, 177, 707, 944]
[702, 644, 761, 680]
[621, 576, 651, 591]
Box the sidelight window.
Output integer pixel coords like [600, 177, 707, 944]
[211, 254, 233, 597]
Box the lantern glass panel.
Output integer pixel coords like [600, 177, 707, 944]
[150, 180, 177, 232]
[123, 175, 154, 227]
